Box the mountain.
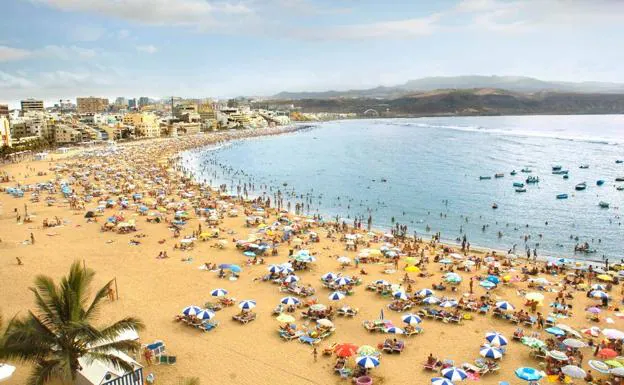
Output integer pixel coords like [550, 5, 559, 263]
[272, 76, 624, 99]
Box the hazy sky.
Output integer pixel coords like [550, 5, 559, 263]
[1, 0, 623, 107]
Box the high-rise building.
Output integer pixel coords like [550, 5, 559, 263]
[138, 97, 149, 108]
[128, 98, 137, 109]
[20, 99, 44, 114]
[0, 104, 8, 117]
[115, 97, 127, 106]
[0, 116, 11, 147]
[77, 97, 109, 113]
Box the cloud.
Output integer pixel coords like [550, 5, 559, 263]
[70, 25, 106, 41]
[117, 29, 131, 39]
[41, 45, 97, 59]
[0, 71, 35, 88]
[0, 45, 33, 62]
[136, 45, 158, 54]
[273, 0, 352, 16]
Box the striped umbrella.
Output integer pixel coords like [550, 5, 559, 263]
[283, 275, 300, 284]
[281, 266, 294, 275]
[334, 277, 352, 286]
[431, 378, 454, 385]
[416, 288, 434, 297]
[591, 290, 609, 299]
[480, 345, 503, 359]
[373, 279, 389, 286]
[591, 284, 606, 291]
[393, 291, 408, 300]
[422, 296, 441, 305]
[485, 332, 508, 346]
[322, 272, 338, 281]
[548, 350, 569, 361]
[402, 314, 422, 325]
[385, 326, 404, 334]
[268, 265, 283, 274]
[182, 305, 202, 316]
[480, 280, 496, 290]
[495, 301, 515, 311]
[328, 291, 346, 301]
[562, 338, 586, 348]
[440, 300, 458, 308]
[356, 355, 380, 368]
[196, 309, 216, 320]
[280, 296, 300, 306]
[441, 367, 467, 382]
[561, 365, 586, 379]
[238, 300, 256, 310]
[588, 360, 611, 374]
[210, 288, 228, 297]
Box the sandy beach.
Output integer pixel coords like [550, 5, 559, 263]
[1, 128, 623, 385]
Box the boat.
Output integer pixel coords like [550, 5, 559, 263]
[492, 203, 498, 209]
[575, 242, 596, 253]
[579, 164, 589, 169]
[513, 182, 525, 188]
[563, 175, 569, 180]
[556, 194, 568, 199]
[596, 180, 605, 186]
[616, 160, 623, 164]
[617, 186, 624, 191]
[515, 188, 527, 193]
[521, 168, 532, 173]
[599, 201, 610, 208]
[552, 170, 569, 175]
[526, 176, 539, 184]
[575, 182, 587, 191]
[479, 176, 492, 180]
[494, 173, 504, 178]
[510, 170, 517, 176]
[552, 165, 562, 172]
[616, 177, 624, 182]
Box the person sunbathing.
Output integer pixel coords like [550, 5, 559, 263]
[427, 353, 437, 365]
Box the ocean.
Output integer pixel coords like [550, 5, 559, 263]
[181, 115, 624, 262]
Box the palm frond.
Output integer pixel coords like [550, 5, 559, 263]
[84, 279, 115, 321]
[26, 359, 66, 385]
[83, 351, 136, 374]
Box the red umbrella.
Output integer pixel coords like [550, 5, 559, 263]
[597, 348, 618, 359]
[334, 343, 358, 358]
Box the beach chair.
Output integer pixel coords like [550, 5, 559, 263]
[422, 361, 437, 371]
[523, 316, 537, 327]
[392, 340, 405, 353]
[404, 326, 423, 336]
[299, 335, 320, 345]
[478, 305, 490, 314]
[463, 362, 488, 375]
[381, 341, 394, 354]
[200, 321, 219, 332]
[512, 328, 524, 341]
[338, 368, 353, 379]
[323, 343, 338, 356]
[448, 315, 462, 324]
[279, 330, 303, 341]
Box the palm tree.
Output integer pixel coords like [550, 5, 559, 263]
[0, 261, 144, 385]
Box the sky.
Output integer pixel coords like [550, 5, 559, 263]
[1, 0, 623, 107]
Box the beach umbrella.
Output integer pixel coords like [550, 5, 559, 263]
[283, 275, 300, 284]
[373, 279, 390, 286]
[328, 291, 346, 301]
[515, 367, 545, 382]
[280, 266, 294, 275]
[444, 273, 462, 283]
[449, 253, 463, 260]
[591, 284, 606, 291]
[416, 288, 434, 297]
[545, 327, 566, 337]
[310, 304, 327, 312]
[243, 251, 256, 258]
[229, 265, 242, 273]
[321, 272, 338, 281]
[606, 360, 623, 368]
[280, 296, 300, 306]
[0, 364, 16, 382]
[485, 332, 508, 346]
[597, 348, 618, 359]
[317, 318, 334, 328]
[182, 305, 202, 316]
[562, 338, 586, 349]
[357, 345, 378, 356]
[404, 265, 420, 273]
[402, 314, 422, 325]
[582, 326, 601, 337]
[334, 277, 352, 286]
[440, 300, 458, 308]
[555, 324, 582, 338]
[486, 275, 500, 284]
[439, 258, 453, 265]
[238, 300, 256, 311]
[268, 265, 283, 274]
[385, 326, 404, 334]
[495, 301, 515, 311]
[356, 355, 380, 368]
[210, 288, 228, 297]
[275, 313, 295, 323]
[196, 309, 216, 320]
[441, 367, 467, 382]
[334, 343, 358, 358]
[586, 307, 602, 314]
[431, 378, 454, 385]
[561, 365, 586, 379]
[596, 274, 613, 281]
[525, 292, 544, 303]
[591, 290, 609, 299]
[405, 257, 418, 265]
[422, 296, 441, 305]
[602, 329, 624, 340]
[393, 291, 408, 300]
[548, 350, 569, 361]
[337, 256, 352, 265]
[611, 368, 624, 377]
[521, 337, 546, 349]
[588, 360, 611, 374]
[480, 346, 503, 359]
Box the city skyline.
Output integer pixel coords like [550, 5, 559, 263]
[1, 0, 624, 108]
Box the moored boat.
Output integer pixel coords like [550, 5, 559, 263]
[494, 173, 504, 178]
[479, 176, 492, 180]
[575, 182, 587, 191]
[579, 164, 589, 169]
[510, 170, 517, 176]
[552, 165, 562, 172]
[515, 188, 527, 193]
[552, 170, 569, 175]
[513, 182, 525, 188]
[596, 180, 605, 186]
[616, 160, 623, 164]
[616, 177, 624, 182]
[521, 168, 532, 173]
[563, 175, 569, 180]
[599, 201, 609, 208]
[492, 203, 498, 209]
[526, 176, 539, 184]
[556, 194, 568, 199]
[617, 186, 624, 191]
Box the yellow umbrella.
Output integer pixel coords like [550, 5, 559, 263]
[597, 274, 613, 282]
[502, 275, 511, 282]
[276, 314, 295, 323]
[404, 266, 420, 273]
[404, 257, 418, 265]
[526, 292, 544, 305]
[369, 249, 382, 257]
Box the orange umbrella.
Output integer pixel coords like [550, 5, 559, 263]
[597, 348, 618, 359]
[334, 343, 359, 358]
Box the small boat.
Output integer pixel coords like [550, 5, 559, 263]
[617, 186, 624, 191]
[616, 160, 623, 164]
[510, 170, 517, 176]
[556, 194, 568, 199]
[552, 170, 569, 175]
[599, 201, 610, 208]
[521, 168, 532, 173]
[479, 176, 492, 180]
[616, 177, 624, 182]
[596, 180, 605, 186]
[492, 203, 498, 209]
[575, 182, 587, 191]
[579, 164, 589, 169]
[494, 173, 504, 178]
[513, 182, 525, 188]
[563, 175, 569, 180]
[515, 188, 527, 193]
[552, 165, 562, 172]
[526, 176, 540, 184]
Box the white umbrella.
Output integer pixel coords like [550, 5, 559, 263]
[562, 365, 586, 379]
[337, 256, 352, 265]
[317, 318, 334, 328]
[0, 364, 16, 382]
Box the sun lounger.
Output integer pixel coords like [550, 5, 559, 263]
[279, 330, 304, 341]
[232, 312, 256, 324]
[422, 362, 437, 371]
[463, 362, 488, 375]
[392, 340, 405, 353]
[338, 368, 353, 378]
[362, 320, 385, 332]
[299, 335, 320, 345]
[199, 321, 219, 332]
[404, 326, 423, 336]
[523, 316, 537, 326]
[337, 307, 358, 317]
[447, 315, 462, 324]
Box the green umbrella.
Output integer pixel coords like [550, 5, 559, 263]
[521, 337, 546, 349]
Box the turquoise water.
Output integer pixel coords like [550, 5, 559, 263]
[182, 115, 624, 261]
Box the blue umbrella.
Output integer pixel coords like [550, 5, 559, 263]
[591, 290, 609, 299]
[356, 355, 380, 368]
[210, 288, 228, 297]
[422, 296, 441, 305]
[334, 277, 352, 286]
[416, 288, 434, 297]
[486, 275, 500, 284]
[431, 378, 455, 385]
[182, 306, 202, 316]
[444, 273, 462, 283]
[480, 280, 496, 290]
[229, 265, 242, 273]
[328, 291, 346, 301]
[545, 327, 566, 337]
[495, 301, 514, 311]
[442, 367, 467, 382]
[440, 300, 458, 308]
[268, 265, 283, 274]
[385, 326, 404, 334]
[480, 345, 503, 359]
[515, 367, 544, 382]
[283, 275, 300, 284]
[243, 251, 256, 258]
[196, 309, 216, 320]
[218, 264, 231, 269]
[393, 290, 408, 300]
[402, 314, 422, 325]
[139, 205, 148, 212]
[485, 332, 508, 346]
[281, 296, 300, 306]
[322, 272, 338, 281]
[238, 300, 256, 310]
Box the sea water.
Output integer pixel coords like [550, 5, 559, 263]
[182, 115, 624, 261]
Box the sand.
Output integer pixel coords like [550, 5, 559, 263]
[0, 131, 622, 385]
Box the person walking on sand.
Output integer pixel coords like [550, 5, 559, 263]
[312, 346, 318, 362]
[16, 257, 23, 266]
[469, 277, 474, 294]
[30, 232, 35, 244]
